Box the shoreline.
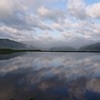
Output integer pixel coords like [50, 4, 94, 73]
[0, 49, 100, 54]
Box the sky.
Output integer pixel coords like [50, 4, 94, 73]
[0, 0, 100, 48]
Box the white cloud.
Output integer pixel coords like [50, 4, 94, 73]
[67, 0, 100, 20]
[86, 3, 100, 19]
[0, 25, 34, 41]
[67, 0, 86, 20]
[0, 0, 14, 19]
[0, 0, 100, 48]
[52, 23, 64, 32]
[38, 6, 66, 21]
[24, 14, 52, 30]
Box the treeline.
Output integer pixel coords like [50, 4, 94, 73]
[11, 99, 34, 100]
[0, 49, 42, 54]
[0, 49, 100, 54]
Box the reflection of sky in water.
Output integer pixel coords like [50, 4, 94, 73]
[0, 52, 100, 100]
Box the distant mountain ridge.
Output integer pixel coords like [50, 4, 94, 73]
[49, 43, 100, 51]
[79, 43, 100, 51]
[49, 46, 76, 51]
[0, 39, 35, 50]
[0, 38, 100, 51]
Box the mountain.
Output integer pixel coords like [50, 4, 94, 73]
[1, 38, 100, 52]
[49, 46, 76, 51]
[0, 39, 35, 50]
[79, 43, 100, 51]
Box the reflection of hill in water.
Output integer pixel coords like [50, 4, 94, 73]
[0, 52, 100, 100]
[0, 53, 25, 60]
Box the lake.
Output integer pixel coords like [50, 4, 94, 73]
[0, 52, 100, 100]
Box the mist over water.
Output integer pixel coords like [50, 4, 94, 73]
[0, 52, 100, 100]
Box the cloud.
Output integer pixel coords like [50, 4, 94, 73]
[24, 14, 52, 30]
[0, 25, 34, 41]
[67, 0, 87, 20]
[52, 23, 64, 32]
[67, 0, 100, 20]
[86, 3, 100, 19]
[0, 0, 14, 19]
[0, 0, 100, 48]
[37, 6, 66, 21]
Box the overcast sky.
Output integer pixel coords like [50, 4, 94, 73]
[0, 0, 100, 48]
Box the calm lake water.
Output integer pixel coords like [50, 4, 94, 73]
[0, 52, 100, 100]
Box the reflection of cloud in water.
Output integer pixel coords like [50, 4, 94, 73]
[0, 52, 100, 100]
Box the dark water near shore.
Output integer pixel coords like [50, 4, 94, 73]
[0, 52, 100, 100]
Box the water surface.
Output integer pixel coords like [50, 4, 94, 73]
[0, 52, 100, 100]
